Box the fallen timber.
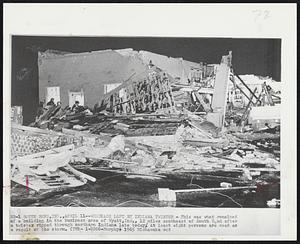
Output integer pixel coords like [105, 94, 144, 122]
[174, 186, 257, 193]
[12, 111, 280, 201]
[68, 128, 279, 190]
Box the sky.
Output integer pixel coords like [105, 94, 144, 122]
[11, 36, 281, 125]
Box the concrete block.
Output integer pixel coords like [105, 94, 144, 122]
[158, 188, 176, 202]
[220, 182, 232, 188]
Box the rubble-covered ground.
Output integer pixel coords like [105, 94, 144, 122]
[11, 169, 280, 208]
[10, 49, 281, 208]
[11, 118, 280, 208]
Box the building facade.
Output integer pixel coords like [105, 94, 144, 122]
[38, 49, 148, 109]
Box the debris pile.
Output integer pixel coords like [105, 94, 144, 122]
[11, 144, 96, 193]
[10, 50, 281, 207]
[95, 68, 175, 115]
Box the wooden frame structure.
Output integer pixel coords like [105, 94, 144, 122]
[97, 68, 175, 114]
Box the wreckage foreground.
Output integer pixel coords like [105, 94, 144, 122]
[10, 50, 281, 208]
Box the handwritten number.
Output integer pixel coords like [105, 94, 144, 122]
[253, 9, 270, 22]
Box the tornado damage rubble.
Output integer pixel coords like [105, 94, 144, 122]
[10, 49, 281, 208]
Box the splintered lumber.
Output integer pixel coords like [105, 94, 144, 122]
[88, 115, 182, 136]
[65, 111, 86, 121]
[183, 138, 227, 148]
[125, 127, 178, 137]
[97, 68, 175, 115]
[12, 168, 88, 192]
[112, 113, 170, 118]
[11, 142, 96, 192]
[11, 158, 92, 192]
[35, 105, 60, 124]
[172, 84, 214, 94]
[88, 157, 140, 165]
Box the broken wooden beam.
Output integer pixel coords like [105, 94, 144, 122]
[173, 186, 257, 193]
[239, 87, 258, 125]
[235, 73, 260, 101]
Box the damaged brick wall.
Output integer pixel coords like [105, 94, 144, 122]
[38, 50, 148, 109]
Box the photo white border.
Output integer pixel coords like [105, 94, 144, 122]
[3, 3, 297, 240]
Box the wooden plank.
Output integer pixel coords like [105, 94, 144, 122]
[101, 72, 137, 101]
[183, 138, 225, 144]
[174, 185, 257, 193]
[63, 165, 96, 182]
[235, 73, 260, 101]
[239, 87, 258, 125]
[87, 157, 140, 165]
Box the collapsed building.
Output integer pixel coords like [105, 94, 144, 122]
[34, 48, 281, 127]
[10, 48, 281, 208]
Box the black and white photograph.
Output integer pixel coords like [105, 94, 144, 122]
[3, 3, 296, 240]
[10, 36, 281, 208]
